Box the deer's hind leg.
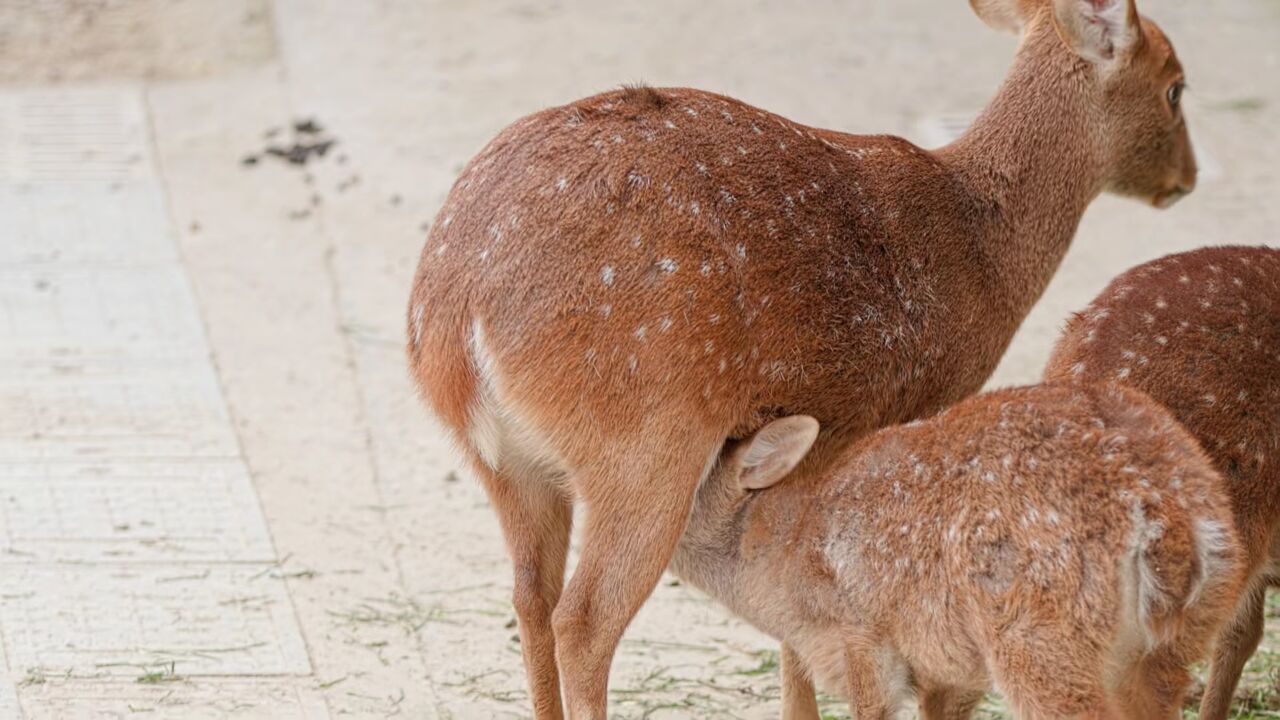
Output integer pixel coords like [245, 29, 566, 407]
[552, 426, 726, 719]
[469, 453, 574, 720]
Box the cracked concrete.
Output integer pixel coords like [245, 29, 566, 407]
[0, 1, 1277, 718]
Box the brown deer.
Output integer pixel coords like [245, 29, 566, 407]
[406, 0, 1195, 714]
[1046, 246, 1280, 719]
[672, 383, 1244, 720]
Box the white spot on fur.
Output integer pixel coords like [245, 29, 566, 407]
[411, 304, 425, 347]
[601, 265, 615, 287]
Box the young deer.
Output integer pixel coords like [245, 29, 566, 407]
[406, 0, 1195, 715]
[1046, 246, 1280, 719]
[673, 383, 1243, 719]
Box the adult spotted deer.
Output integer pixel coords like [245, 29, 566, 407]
[671, 383, 1243, 719]
[1046, 246, 1280, 719]
[406, 0, 1195, 715]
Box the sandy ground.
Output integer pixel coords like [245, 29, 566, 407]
[0, 1, 1277, 718]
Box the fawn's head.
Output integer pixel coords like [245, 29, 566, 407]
[973, 0, 1196, 207]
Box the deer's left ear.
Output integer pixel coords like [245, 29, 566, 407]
[970, 0, 1041, 33]
[736, 416, 820, 490]
[1053, 0, 1142, 64]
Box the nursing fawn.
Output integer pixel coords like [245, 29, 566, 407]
[407, 0, 1196, 714]
[672, 383, 1243, 719]
[1047, 246, 1280, 718]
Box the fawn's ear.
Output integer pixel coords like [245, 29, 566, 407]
[970, 0, 1040, 32]
[737, 416, 820, 490]
[1053, 0, 1142, 64]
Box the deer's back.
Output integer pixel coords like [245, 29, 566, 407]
[410, 87, 995, 447]
[1047, 246, 1280, 549]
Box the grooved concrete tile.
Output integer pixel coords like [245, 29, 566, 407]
[0, 185, 176, 267]
[1, 564, 309, 676]
[0, 682, 17, 720]
[0, 89, 151, 184]
[0, 359, 238, 461]
[17, 679, 328, 720]
[0, 636, 16, 720]
[0, 85, 317, 718]
[0, 266, 208, 359]
[0, 460, 274, 563]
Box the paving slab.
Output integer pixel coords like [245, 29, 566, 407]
[2, 563, 308, 676]
[0, 460, 274, 563]
[15, 679, 328, 720]
[0, 85, 312, 717]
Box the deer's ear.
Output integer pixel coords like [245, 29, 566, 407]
[1053, 0, 1142, 64]
[970, 0, 1040, 33]
[736, 416, 820, 490]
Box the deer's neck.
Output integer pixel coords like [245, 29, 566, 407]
[938, 20, 1104, 316]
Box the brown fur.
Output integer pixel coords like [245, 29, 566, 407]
[1046, 245, 1280, 719]
[405, 0, 1195, 716]
[672, 384, 1244, 719]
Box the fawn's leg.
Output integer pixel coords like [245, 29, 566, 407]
[918, 687, 984, 720]
[991, 631, 1117, 720]
[781, 642, 821, 720]
[553, 430, 723, 719]
[1198, 582, 1266, 720]
[473, 459, 573, 720]
[1122, 653, 1194, 720]
[841, 633, 896, 720]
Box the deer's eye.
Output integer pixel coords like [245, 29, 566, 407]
[1167, 82, 1184, 111]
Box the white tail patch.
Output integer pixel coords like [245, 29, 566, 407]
[467, 320, 565, 479]
[1186, 517, 1234, 608]
[1126, 500, 1169, 649]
